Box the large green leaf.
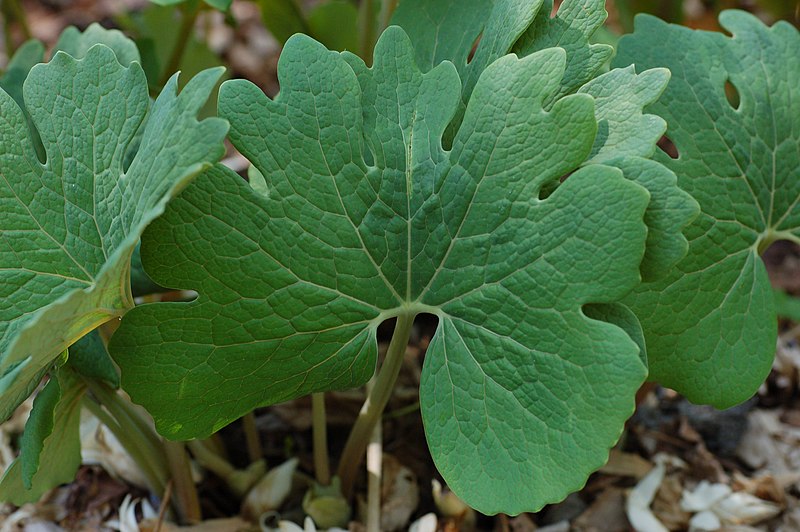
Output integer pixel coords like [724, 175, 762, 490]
[0, 45, 227, 422]
[111, 27, 653, 513]
[0, 367, 86, 505]
[615, 11, 800, 407]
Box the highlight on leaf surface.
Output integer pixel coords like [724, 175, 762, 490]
[106, 23, 688, 514]
[392, 0, 698, 277]
[0, 39, 228, 424]
[615, 10, 800, 408]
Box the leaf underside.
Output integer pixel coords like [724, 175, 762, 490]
[110, 27, 656, 513]
[0, 42, 227, 422]
[615, 11, 800, 408]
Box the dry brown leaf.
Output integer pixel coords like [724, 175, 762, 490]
[652, 475, 691, 531]
[685, 443, 728, 484]
[599, 450, 653, 479]
[507, 513, 536, 532]
[732, 473, 787, 505]
[573, 488, 628, 532]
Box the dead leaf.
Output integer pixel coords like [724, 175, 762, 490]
[599, 450, 653, 479]
[573, 488, 628, 531]
[652, 474, 691, 531]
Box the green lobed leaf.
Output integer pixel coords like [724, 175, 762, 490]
[0, 44, 228, 422]
[0, 367, 86, 505]
[614, 11, 800, 407]
[54, 23, 141, 67]
[392, 0, 612, 104]
[514, 0, 612, 98]
[392, 0, 541, 140]
[111, 27, 651, 513]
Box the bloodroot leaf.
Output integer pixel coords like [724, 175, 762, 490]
[615, 11, 800, 407]
[111, 27, 651, 513]
[0, 44, 227, 421]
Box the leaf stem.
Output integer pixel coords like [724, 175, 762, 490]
[163, 441, 202, 524]
[312, 392, 331, 486]
[377, 0, 398, 34]
[159, 0, 202, 87]
[84, 379, 202, 522]
[187, 439, 235, 479]
[2, 0, 31, 55]
[358, 0, 377, 63]
[365, 378, 382, 532]
[81, 396, 167, 496]
[242, 411, 263, 463]
[337, 313, 414, 498]
[85, 379, 164, 466]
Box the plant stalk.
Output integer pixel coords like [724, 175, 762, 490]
[187, 439, 235, 479]
[242, 411, 262, 463]
[85, 379, 201, 521]
[159, 0, 202, 87]
[358, 0, 377, 63]
[81, 397, 167, 496]
[377, 0, 398, 33]
[85, 379, 165, 467]
[311, 392, 331, 486]
[163, 441, 202, 524]
[365, 378, 382, 532]
[337, 313, 414, 498]
[2, 0, 31, 55]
